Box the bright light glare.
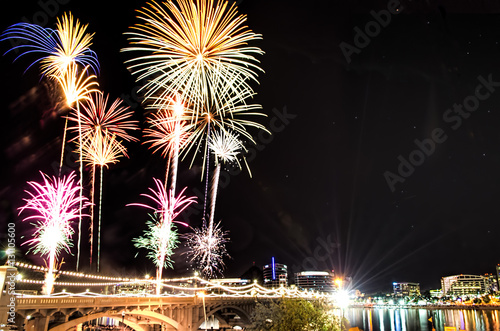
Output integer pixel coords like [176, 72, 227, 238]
[335, 290, 350, 308]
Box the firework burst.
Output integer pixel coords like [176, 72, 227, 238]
[68, 91, 139, 142]
[123, 0, 264, 115]
[18, 171, 89, 295]
[129, 178, 196, 294]
[52, 63, 99, 107]
[80, 129, 128, 270]
[80, 129, 128, 167]
[133, 214, 180, 270]
[68, 92, 138, 270]
[143, 106, 191, 159]
[177, 91, 267, 170]
[185, 221, 229, 278]
[1, 12, 99, 76]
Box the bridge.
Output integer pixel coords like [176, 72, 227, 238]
[0, 265, 330, 331]
[7, 295, 255, 331]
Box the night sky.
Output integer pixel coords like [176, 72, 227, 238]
[1, 0, 500, 295]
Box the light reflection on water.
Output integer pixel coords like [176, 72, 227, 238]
[342, 308, 500, 331]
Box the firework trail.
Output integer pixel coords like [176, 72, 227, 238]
[53, 62, 99, 271]
[122, 0, 264, 116]
[168, 95, 184, 203]
[208, 130, 242, 230]
[18, 171, 89, 295]
[185, 129, 242, 278]
[129, 178, 196, 294]
[80, 129, 128, 270]
[68, 92, 138, 269]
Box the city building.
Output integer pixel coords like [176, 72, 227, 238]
[393, 282, 420, 297]
[210, 278, 251, 286]
[441, 275, 486, 296]
[429, 289, 443, 298]
[295, 271, 334, 292]
[496, 264, 500, 291]
[483, 273, 498, 293]
[263, 257, 288, 288]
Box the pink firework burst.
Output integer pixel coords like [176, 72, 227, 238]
[18, 171, 89, 294]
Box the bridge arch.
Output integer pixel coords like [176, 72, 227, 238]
[194, 305, 251, 329]
[126, 309, 180, 329]
[48, 308, 181, 331]
[48, 312, 145, 331]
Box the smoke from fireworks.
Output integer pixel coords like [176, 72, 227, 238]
[18, 171, 89, 295]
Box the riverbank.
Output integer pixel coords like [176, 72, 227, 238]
[350, 303, 500, 310]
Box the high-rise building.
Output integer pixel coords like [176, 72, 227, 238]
[483, 273, 498, 293]
[496, 264, 500, 291]
[392, 282, 420, 297]
[441, 275, 486, 296]
[263, 257, 288, 288]
[295, 271, 334, 293]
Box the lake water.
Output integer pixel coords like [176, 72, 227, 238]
[342, 307, 500, 331]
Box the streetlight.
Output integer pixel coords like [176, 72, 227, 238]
[334, 277, 348, 330]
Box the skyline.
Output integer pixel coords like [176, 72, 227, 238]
[1, 0, 500, 295]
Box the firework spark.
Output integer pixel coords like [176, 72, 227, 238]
[123, 0, 264, 114]
[129, 178, 196, 294]
[18, 171, 89, 295]
[68, 92, 139, 142]
[185, 221, 229, 278]
[1, 12, 99, 76]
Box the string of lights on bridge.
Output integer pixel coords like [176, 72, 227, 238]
[14, 262, 331, 299]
